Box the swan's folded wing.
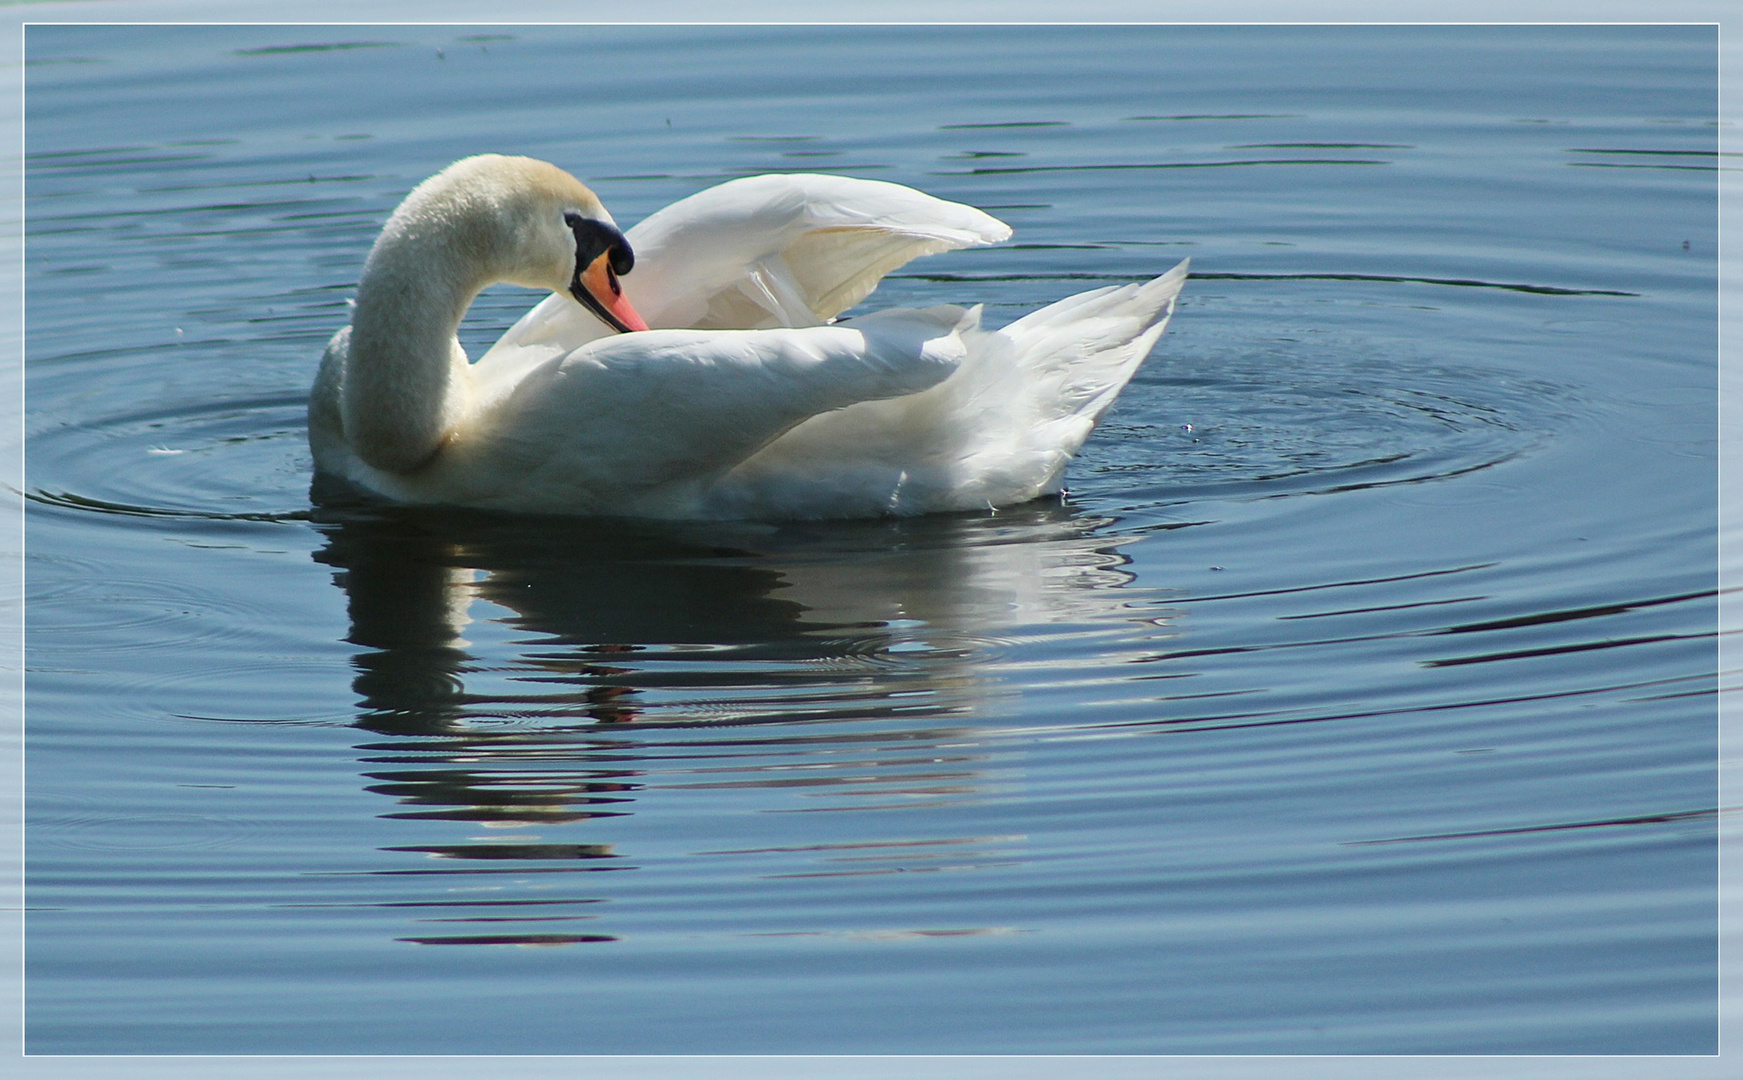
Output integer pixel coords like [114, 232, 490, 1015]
[449, 306, 975, 516]
[482, 174, 1010, 367]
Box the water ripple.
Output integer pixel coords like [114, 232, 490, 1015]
[937, 157, 1390, 175]
[1347, 809, 1718, 846]
[898, 270, 1635, 296]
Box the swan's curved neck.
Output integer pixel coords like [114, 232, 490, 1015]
[341, 214, 501, 474]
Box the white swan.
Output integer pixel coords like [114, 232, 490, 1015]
[309, 154, 1187, 519]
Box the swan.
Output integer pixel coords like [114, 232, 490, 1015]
[309, 154, 1188, 519]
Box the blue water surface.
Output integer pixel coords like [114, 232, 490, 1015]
[23, 24, 1718, 1054]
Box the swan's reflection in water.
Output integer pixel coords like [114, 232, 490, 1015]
[311, 491, 1169, 943]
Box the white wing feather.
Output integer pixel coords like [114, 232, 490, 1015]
[625, 173, 1012, 329]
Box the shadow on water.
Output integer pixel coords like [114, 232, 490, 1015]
[310, 484, 1153, 734]
[304, 486, 1171, 925]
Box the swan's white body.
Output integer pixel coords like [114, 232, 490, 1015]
[310, 155, 1187, 519]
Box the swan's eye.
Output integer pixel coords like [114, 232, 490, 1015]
[564, 211, 635, 279]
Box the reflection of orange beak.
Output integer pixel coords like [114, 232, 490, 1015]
[577, 251, 649, 333]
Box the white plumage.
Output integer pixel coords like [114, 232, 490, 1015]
[309, 155, 1187, 519]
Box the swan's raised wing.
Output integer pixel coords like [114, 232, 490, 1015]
[480, 174, 1010, 369]
[442, 305, 976, 517]
[625, 173, 1011, 328]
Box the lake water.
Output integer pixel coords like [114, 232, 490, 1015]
[22, 24, 1719, 1056]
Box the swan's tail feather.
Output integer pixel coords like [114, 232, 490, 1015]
[997, 257, 1188, 428]
[717, 261, 1188, 518]
[949, 258, 1187, 494]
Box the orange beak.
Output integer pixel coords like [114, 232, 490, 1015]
[575, 250, 649, 333]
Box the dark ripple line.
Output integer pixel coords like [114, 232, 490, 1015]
[381, 808, 626, 823]
[1142, 607, 1712, 669]
[1164, 562, 1496, 605]
[895, 270, 1633, 296]
[1424, 630, 1714, 668]
[367, 696, 977, 733]
[938, 158, 1387, 175]
[399, 933, 616, 946]
[701, 836, 1015, 856]
[138, 174, 374, 193]
[1123, 113, 1302, 121]
[1278, 596, 1486, 621]
[1105, 450, 1522, 508]
[88, 391, 309, 427]
[675, 752, 983, 777]
[235, 41, 404, 56]
[1632, 687, 1724, 703]
[49, 195, 362, 220]
[24, 319, 321, 359]
[312, 866, 633, 877]
[1345, 808, 1717, 846]
[1231, 142, 1414, 149]
[657, 769, 977, 792]
[1261, 450, 1521, 496]
[25, 489, 311, 524]
[279, 898, 604, 909]
[767, 862, 1023, 879]
[720, 165, 892, 176]
[605, 725, 978, 753]
[384, 843, 616, 861]
[1189, 272, 1636, 297]
[1435, 590, 1714, 635]
[419, 916, 600, 924]
[27, 153, 208, 174]
[1567, 148, 1723, 157]
[596, 168, 898, 183]
[1568, 162, 1727, 172]
[26, 146, 154, 161]
[1109, 670, 1714, 738]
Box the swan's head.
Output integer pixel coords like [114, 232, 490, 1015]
[558, 207, 649, 334]
[389, 154, 650, 333]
